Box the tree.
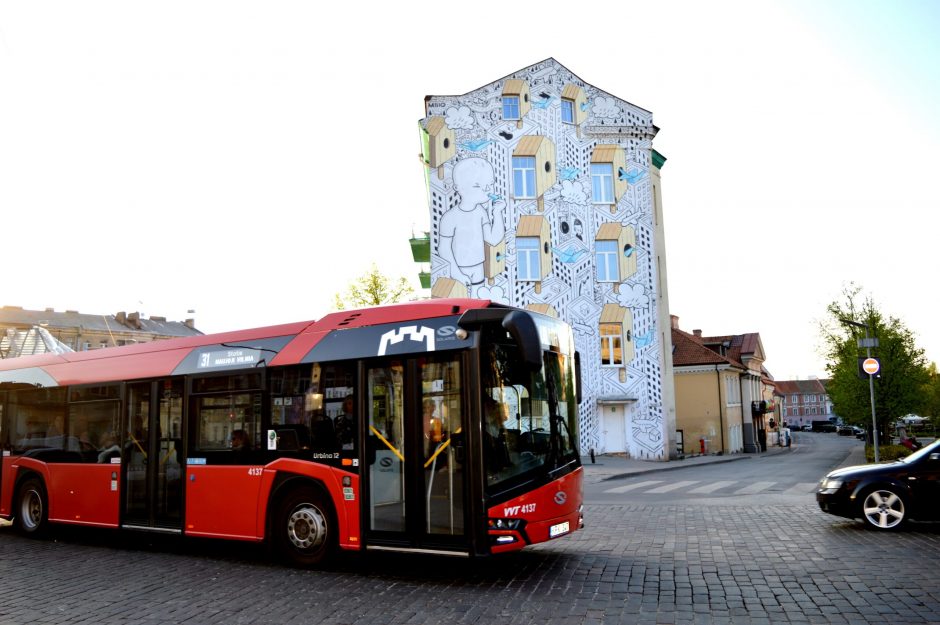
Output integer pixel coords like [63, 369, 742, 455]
[819, 284, 929, 437]
[333, 264, 415, 311]
[923, 363, 940, 420]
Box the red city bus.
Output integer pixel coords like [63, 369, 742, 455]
[0, 299, 582, 565]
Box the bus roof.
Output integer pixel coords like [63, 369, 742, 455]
[0, 299, 492, 387]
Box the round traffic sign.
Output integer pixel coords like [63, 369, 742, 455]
[862, 357, 880, 375]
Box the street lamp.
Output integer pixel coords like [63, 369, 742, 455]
[841, 318, 880, 462]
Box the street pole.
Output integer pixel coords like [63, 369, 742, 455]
[842, 318, 879, 463]
[863, 325, 880, 463]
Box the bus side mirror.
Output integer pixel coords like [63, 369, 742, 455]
[501, 311, 541, 370]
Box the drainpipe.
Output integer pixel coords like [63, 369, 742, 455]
[716, 366, 726, 453]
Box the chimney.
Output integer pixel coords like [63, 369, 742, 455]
[670, 315, 679, 330]
[127, 312, 141, 329]
[693, 329, 703, 338]
[116, 311, 126, 325]
[184, 318, 195, 329]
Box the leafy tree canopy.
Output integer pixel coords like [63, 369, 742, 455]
[819, 284, 929, 430]
[333, 264, 415, 311]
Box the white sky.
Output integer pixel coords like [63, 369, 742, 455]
[2, 0, 938, 380]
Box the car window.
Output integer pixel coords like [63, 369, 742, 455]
[900, 438, 940, 464]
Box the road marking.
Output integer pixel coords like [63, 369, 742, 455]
[604, 480, 663, 493]
[645, 480, 700, 493]
[783, 482, 818, 495]
[734, 481, 776, 495]
[687, 480, 738, 494]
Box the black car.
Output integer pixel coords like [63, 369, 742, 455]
[817, 438, 940, 530]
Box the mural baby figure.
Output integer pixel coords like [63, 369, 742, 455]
[439, 157, 505, 287]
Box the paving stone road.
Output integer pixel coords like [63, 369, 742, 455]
[2, 498, 938, 625]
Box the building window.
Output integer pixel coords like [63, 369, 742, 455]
[808, 395, 816, 403]
[516, 237, 541, 280]
[790, 394, 798, 404]
[561, 99, 574, 124]
[725, 377, 741, 405]
[591, 163, 614, 204]
[502, 96, 520, 120]
[600, 323, 622, 366]
[595, 240, 619, 282]
[512, 156, 536, 199]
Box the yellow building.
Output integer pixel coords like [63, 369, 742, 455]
[670, 315, 771, 456]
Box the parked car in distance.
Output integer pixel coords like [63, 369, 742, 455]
[801, 424, 813, 432]
[812, 420, 838, 433]
[838, 426, 855, 436]
[817, 438, 940, 530]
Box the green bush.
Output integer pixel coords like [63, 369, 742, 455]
[865, 444, 912, 463]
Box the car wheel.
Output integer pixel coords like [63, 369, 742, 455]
[15, 477, 49, 537]
[860, 487, 908, 530]
[272, 485, 335, 567]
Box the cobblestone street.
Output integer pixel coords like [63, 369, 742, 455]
[2, 500, 938, 625]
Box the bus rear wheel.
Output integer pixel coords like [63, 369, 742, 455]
[272, 485, 335, 567]
[15, 477, 49, 537]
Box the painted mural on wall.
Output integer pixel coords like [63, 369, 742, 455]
[420, 58, 666, 459]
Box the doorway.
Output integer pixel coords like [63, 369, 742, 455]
[122, 379, 184, 530]
[364, 355, 466, 550]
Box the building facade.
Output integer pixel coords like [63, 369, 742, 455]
[775, 379, 833, 429]
[671, 316, 775, 454]
[419, 58, 676, 459]
[1, 305, 202, 358]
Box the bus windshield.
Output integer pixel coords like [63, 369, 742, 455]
[481, 325, 579, 496]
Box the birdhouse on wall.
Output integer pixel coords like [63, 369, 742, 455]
[484, 240, 506, 286]
[424, 116, 455, 180]
[511, 136, 556, 212]
[595, 222, 637, 292]
[526, 303, 557, 318]
[600, 303, 634, 382]
[431, 277, 469, 299]
[516, 215, 552, 294]
[560, 84, 588, 138]
[502, 79, 531, 129]
[590, 145, 628, 213]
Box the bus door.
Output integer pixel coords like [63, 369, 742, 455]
[364, 355, 467, 551]
[122, 379, 184, 530]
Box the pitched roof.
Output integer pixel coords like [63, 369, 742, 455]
[775, 379, 827, 395]
[671, 328, 740, 368]
[701, 332, 762, 365]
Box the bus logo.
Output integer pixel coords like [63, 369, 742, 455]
[554, 491, 567, 505]
[377, 326, 436, 356]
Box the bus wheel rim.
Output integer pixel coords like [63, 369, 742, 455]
[287, 504, 327, 551]
[21, 489, 42, 530]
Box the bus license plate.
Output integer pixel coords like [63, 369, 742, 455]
[549, 521, 570, 538]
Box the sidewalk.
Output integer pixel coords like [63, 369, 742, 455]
[582, 444, 792, 484]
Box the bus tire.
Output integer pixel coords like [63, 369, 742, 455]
[271, 484, 335, 567]
[15, 477, 49, 537]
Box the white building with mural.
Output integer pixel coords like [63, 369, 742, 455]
[418, 58, 676, 460]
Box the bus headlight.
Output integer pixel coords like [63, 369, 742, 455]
[488, 518, 522, 530]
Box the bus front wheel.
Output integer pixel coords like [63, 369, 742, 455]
[15, 477, 49, 537]
[272, 485, 335, 567]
